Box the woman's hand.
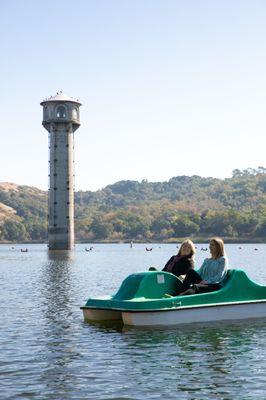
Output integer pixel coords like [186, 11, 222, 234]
[199, 280, 208, 285]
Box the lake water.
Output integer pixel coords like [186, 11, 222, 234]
[1, 243, 266, 399]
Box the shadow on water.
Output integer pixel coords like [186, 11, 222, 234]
[82, 315, 266, 336]
[82, 319, 125, 333]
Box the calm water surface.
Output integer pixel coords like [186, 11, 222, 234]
[0, 243, 266, 399]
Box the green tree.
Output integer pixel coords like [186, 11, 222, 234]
[90, 218, 113, 240]
[255, 219, 266, 236]
[3, 220, 29, 241]
[172, 215, 200, 236]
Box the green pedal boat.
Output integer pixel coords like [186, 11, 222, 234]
[81, 269, 266, 326]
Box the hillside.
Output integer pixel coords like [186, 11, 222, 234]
[0, 167, 265, 242]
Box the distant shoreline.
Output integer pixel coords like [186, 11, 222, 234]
[1, 237, 265, 245]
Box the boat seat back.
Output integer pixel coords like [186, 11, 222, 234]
[113, 271, 183, 300]
[220, 269, 266, 300]
[180, 269, 266, 307]
[221, 269, 232, 285]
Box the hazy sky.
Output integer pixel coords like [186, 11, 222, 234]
[1, 0, 265, 191]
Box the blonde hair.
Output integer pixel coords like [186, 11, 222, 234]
[210, 237, 225, 259]
[177, 239, 196, 259]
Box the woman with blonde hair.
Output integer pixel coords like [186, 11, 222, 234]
[180, 237, 228, 295]
[150, 239, 196, 278]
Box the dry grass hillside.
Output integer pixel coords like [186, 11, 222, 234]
[0, 202, 16, 220]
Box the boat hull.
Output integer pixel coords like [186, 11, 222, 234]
[122, 301, 266, 326]
[82, 308, 122, 322]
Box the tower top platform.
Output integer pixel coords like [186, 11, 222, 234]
[40, 91, 82, 106]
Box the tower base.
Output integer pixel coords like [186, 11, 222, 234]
[48, 228, 74, 250]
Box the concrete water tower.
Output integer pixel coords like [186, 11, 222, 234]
[40, 92, 81, 250]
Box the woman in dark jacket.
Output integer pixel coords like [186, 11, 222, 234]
[162, 239, 195, 277]
[150, 239, 195, 278]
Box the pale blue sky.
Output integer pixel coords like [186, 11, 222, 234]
[1, 0, 265, 190]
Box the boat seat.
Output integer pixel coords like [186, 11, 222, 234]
[113, 271, 183, 300]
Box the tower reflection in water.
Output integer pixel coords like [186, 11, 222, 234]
[39, 250, 80, 394]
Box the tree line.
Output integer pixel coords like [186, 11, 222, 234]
[0, 167, 265, 242]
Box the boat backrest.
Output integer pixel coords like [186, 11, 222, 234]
[221, 269, 232, 285]
[220, 269, 266, 300]
[178, 269, 266, 307]
[113, 271, 183, 300]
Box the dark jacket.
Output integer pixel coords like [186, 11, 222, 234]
[162, 255, 194, 277]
